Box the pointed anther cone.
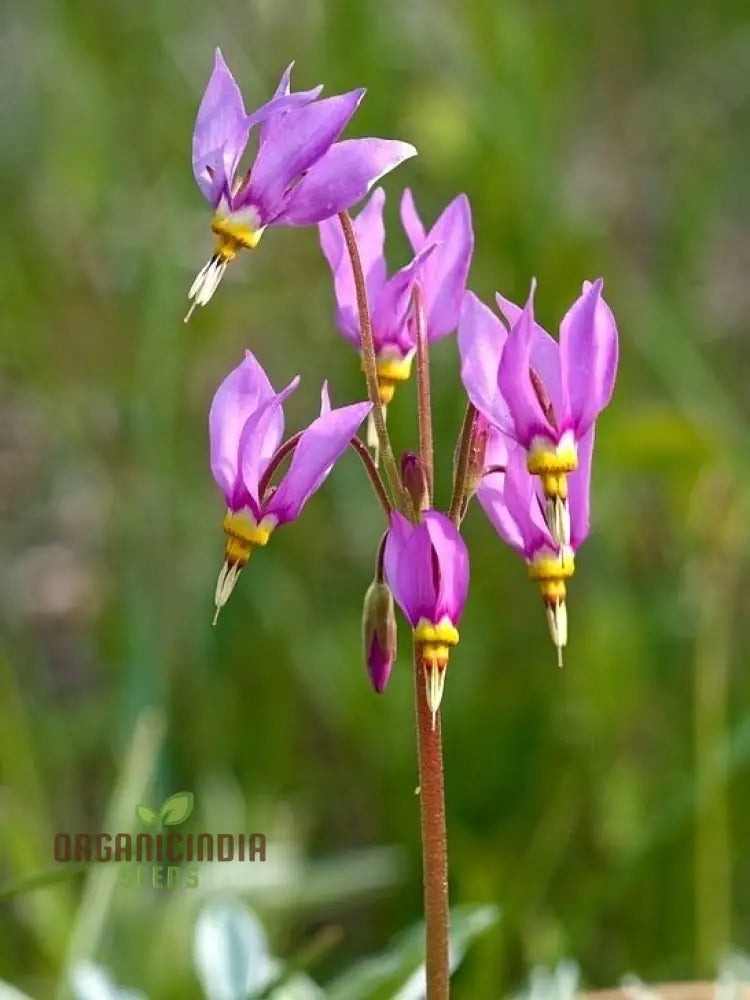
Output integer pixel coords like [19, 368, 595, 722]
[362, 581, 397, 692]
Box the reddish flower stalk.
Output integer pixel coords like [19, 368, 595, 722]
[413, 283, 434, 504]
[337, 211, 407, 513]
[413, 641, 450, 1000]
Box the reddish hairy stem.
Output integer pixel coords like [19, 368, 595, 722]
[259, 433, 391, 520]
[413, 284, 434, 504]
[259, 432, 302, 499]
[350, 436, 392, 519]
[413, 643, 450, 999]
[337, 211, 406, 511]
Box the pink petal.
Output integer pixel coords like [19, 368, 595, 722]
[495, 289, 565, 424]
[423, 512, 469, 624]
[497, 283, 556, 446]
[414, 193, 474, 341]
[559, 278, 618, 436]
[318, 188, 387, 345]
[248, 91, 365, 223]
[208, 351, 277, 505]
[279, 138, 417, 226]
[238, 376, 300, 508]
[457, 291, 512, 434]
[264, 400, 371, 523]
[192, 49, 249, 205]
[384, 516, 438, 628]
[569, 425, 594, 549]
[400, 188, 426, 251]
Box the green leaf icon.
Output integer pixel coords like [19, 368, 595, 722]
[135, 804, 158, 826]
[159, 791, 194, 826]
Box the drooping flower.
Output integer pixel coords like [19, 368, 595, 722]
[187, 49, 417, 319]
[209, 351, 371, 620]
[458, 281, 617, 544]
[383, 511, 469, 724]
[319, 187, 473, 405]
[476, 428, 594, 664]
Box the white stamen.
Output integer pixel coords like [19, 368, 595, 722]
[185, 255, 229, 322]
[546, 496, 571, 547]
[424, 662, 447, 730]
[213, 560, 242, 624]
[545, 601, 568, 667]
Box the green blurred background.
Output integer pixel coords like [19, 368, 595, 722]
[2, 0, 749, 995]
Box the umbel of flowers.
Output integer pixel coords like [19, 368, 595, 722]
[191, 50, 619, 1000]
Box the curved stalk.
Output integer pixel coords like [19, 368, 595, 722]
[258, 432, 302, 499]
[413, 284, 434, 503]
[350, 436, 392, 519]
[337, 211, 406, 512]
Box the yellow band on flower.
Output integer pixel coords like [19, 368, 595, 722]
[360, 354, 415, 405]
[527, 432, 578, 497]
[223, 511, 275, 565]
[414, 617, 460, 647]
[211, 216, 263, 258]
[528, 550, 575, 583]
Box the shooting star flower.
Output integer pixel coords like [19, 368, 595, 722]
[476, 428, 593, 665]
[458, 281, 617, 545]
[187, 49, 417, 319]
[383, 510, 469, 726]
[209, 351, 371, 621]
[319, 187, 472, 405]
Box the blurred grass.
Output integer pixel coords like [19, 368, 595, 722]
[1, 0, 749, 996]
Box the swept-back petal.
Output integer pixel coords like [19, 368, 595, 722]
[400, 188, 426, 251]
[495, 289, 565, 423]
[501, 448, 554, 559]
[192, 49, 249, 205]
[238, 376, 300, 508]
[280, 138, 417, 226]
[209, 351, 277, 504]
[423, 512, 469, 624]
[318, 187, 387, 344]
[371, 242, 437, 354]
[497, 284, 556, 446]
[560, 278, 618, 436]
[383, 511, 412, 602]
[475, 430, 527, 554]
[569, 425, 594, 549]
[415, 193, 473, 341]
[264, 400, 371, 523]
[247, 91, 364, 222]
[384, 515, 437, 628]
[457, 292, 512, 433]
[256, 63, 324, 145]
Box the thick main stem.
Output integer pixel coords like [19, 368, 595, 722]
[338, 211, 405, 511]
[413, 644, 450, 999]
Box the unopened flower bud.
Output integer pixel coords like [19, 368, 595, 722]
[401, 451, 429, 512]
[464, 412, 491, 500]
[362, 581, 397, 693]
